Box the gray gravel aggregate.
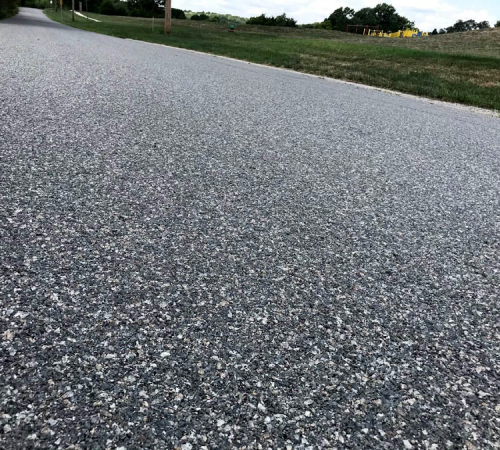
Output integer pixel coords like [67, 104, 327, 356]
[1, 8, 500, 449]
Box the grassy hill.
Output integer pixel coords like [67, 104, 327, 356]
[45, 10, 500, 111]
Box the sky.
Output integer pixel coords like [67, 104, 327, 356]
[175, 0, 500, 31]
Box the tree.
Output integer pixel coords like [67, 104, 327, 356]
[275, 13, 296, 27]
[438, 28, 446, 34]
[247, 14, 269, 25]
[326, 7, 355, 31]
[496, 20, 500, 27]
[431, 28, 438, 35]
[352, 7, 376, 27]
[0, 0, 18, 18]
[171, 8, 186, 19]
[370, 3, 413, 32]
[127, 0, 161, 17]
[247, 13, 297, 27]
[446, 19, 489, 33]
[327, 3, 414, 33]
[99, 0, 127, 15]
[191, 13, 208, 20]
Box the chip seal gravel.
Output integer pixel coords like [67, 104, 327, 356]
[1, 8, 500, 450]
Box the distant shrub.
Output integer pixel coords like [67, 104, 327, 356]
[171, 8, 185, 20]
[191, 13, 208, 21]
[300, 21, 331, 30]
[247, 13, 297, 28]
[99, 0, 126, 16]
[495, 20, 500, 28]
[316, 20, 332, 30]
[446, 19, 490, 33]
[113, 2, 127, 15]
[23, 0, 50, 9]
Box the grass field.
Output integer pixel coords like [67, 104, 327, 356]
[46, 10, 500, 110]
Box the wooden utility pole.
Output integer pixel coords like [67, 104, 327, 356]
[164, 0, 171, 34]
[72, 0, 74, 21]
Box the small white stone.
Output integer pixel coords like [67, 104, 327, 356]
[403, 440, 413, 449]
[3, 330, 14, 341]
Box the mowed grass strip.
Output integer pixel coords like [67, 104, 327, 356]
[46, 10, 500, 110]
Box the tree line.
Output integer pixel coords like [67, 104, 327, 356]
[301, 4, 413, 33]
[89, 0, 184, 18]
[20, 0, 186, 18]
[3, 0, 499, 32]
[430, 19, 495, 35]
[246, 13, 297, 28]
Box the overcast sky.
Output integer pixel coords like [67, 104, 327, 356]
[175, 0, 500, 30]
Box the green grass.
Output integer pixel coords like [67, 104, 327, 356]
[45, 10, 500, 110]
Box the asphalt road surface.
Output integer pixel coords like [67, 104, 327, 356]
[1, 8, 500, 450]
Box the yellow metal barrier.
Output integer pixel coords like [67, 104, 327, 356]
[365, 28, 428, 38]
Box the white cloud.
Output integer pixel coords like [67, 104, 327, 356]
[387, 0, 495, 30]
[175, 0, 496, 30]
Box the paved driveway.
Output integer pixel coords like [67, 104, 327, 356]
[1, 8, 499, 449]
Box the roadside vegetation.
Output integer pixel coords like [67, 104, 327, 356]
[45, 8, 500, 111]
[0, 0, 18, 19]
